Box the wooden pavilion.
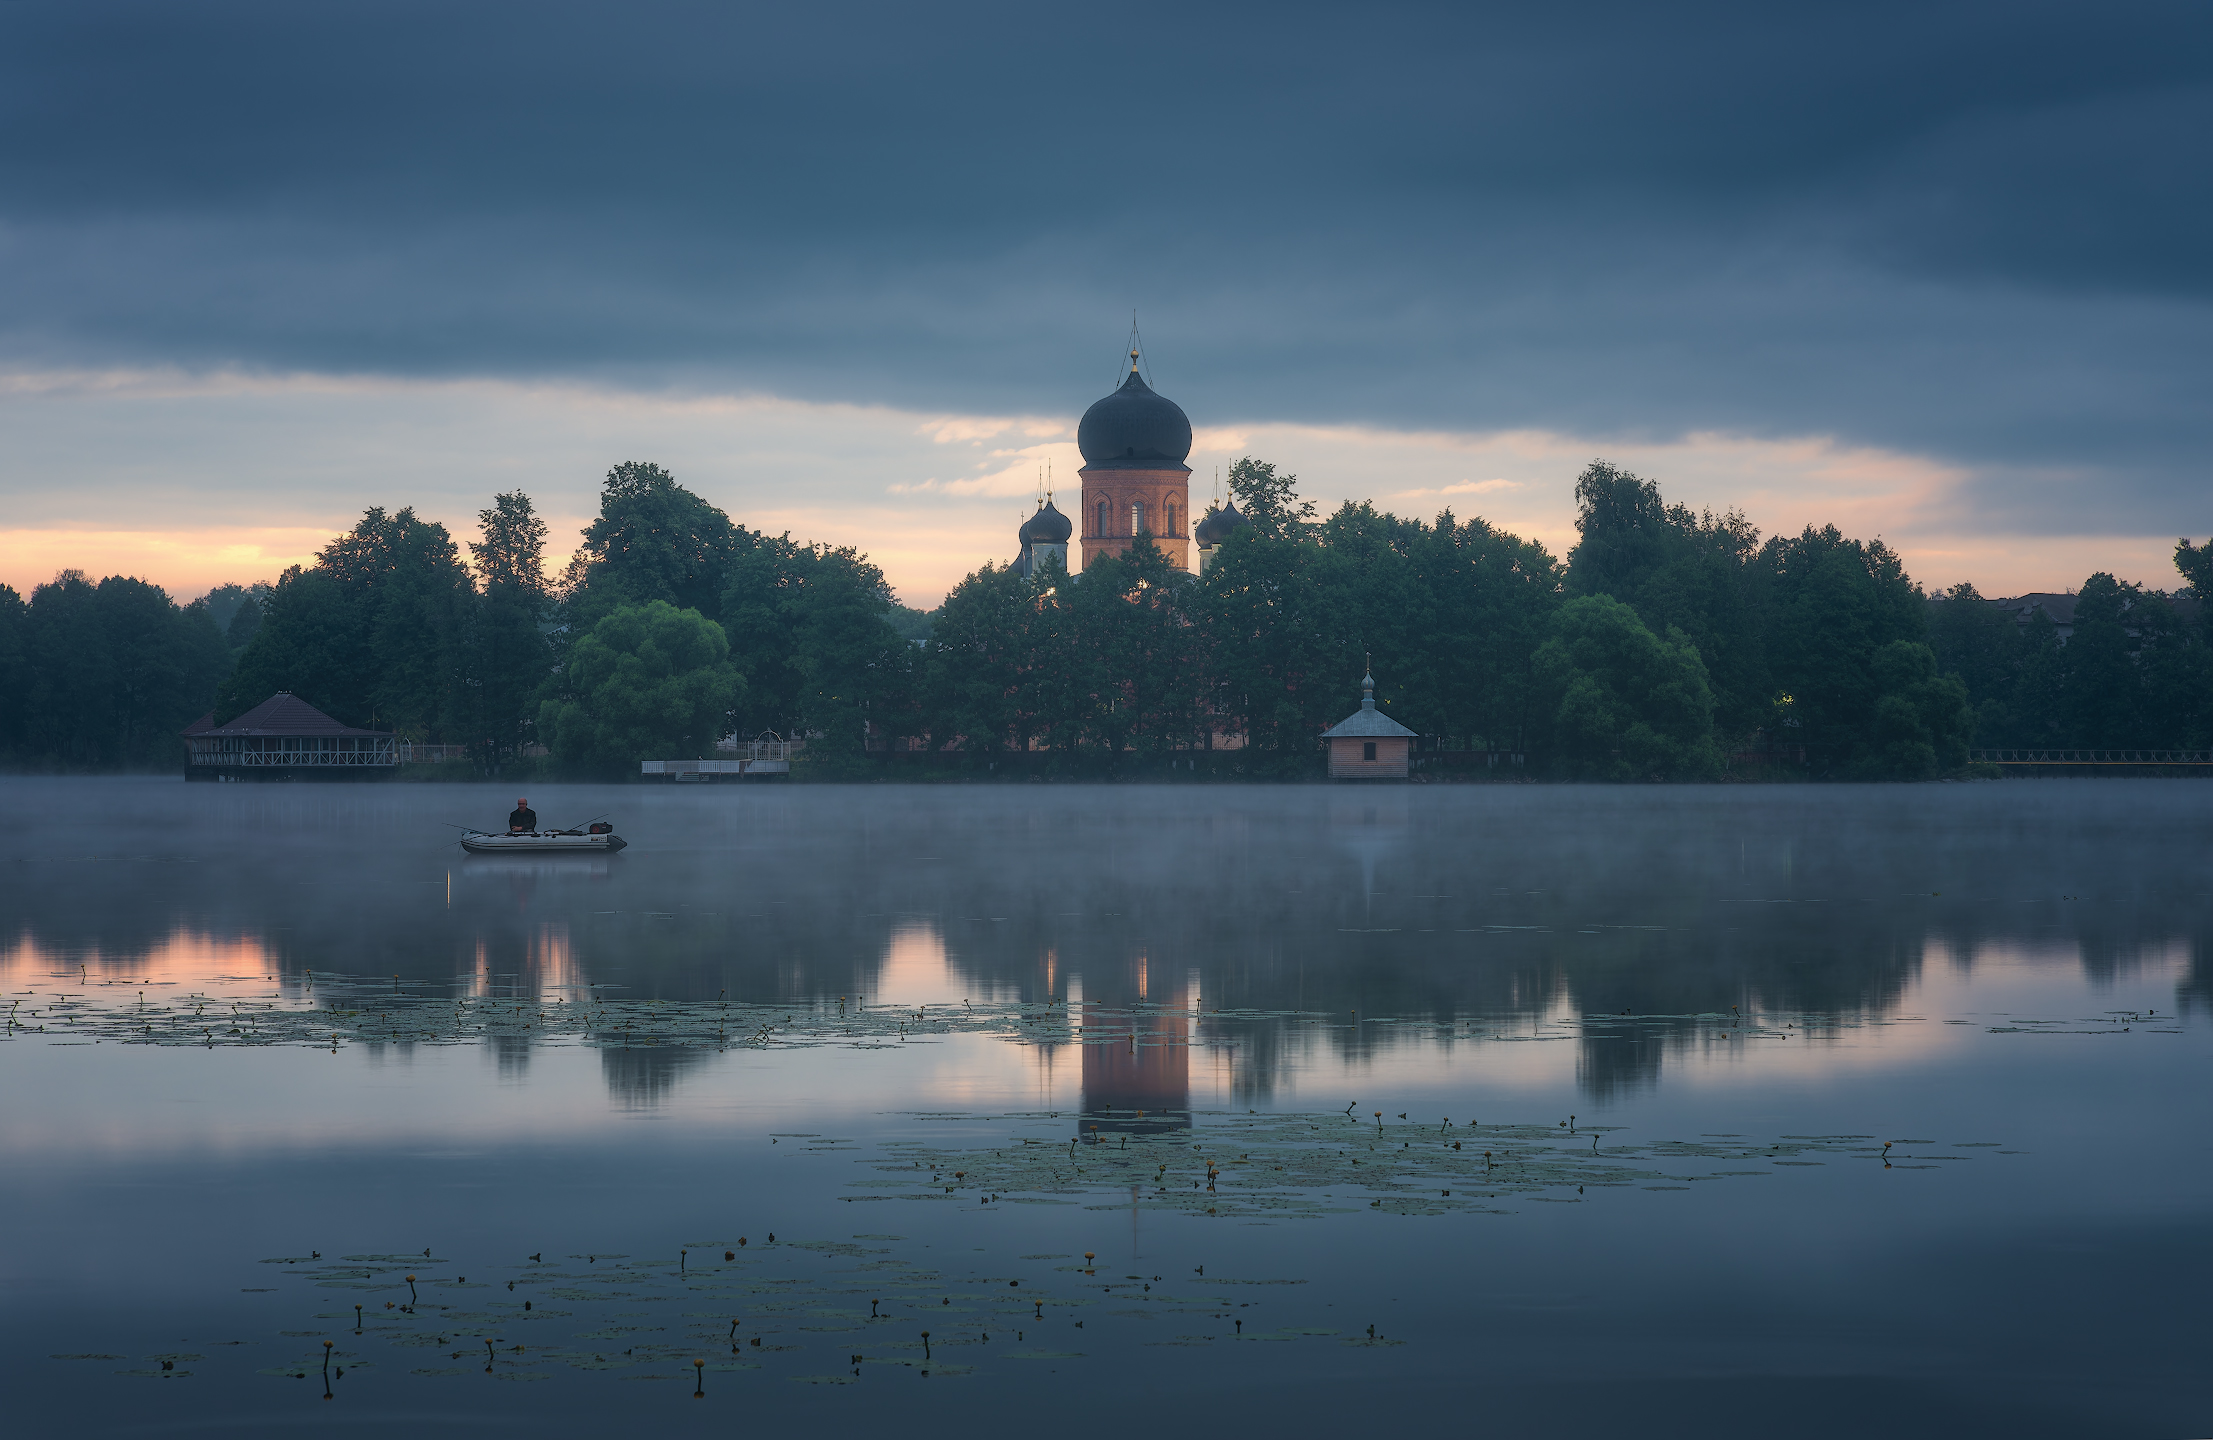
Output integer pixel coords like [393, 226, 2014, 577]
[182, 692, 396, 781]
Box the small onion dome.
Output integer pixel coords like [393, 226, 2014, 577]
[1194, 499, 1247, 547]
[1078, 365, 1193, 471]
[1019, 498, 1072, 546]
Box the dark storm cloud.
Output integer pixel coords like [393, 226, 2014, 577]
[2, 0, 2208, 529]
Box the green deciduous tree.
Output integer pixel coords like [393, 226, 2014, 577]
[2174, 538, 2213, 600]
[467, 490, 553, 766]
[1927, 583, 2032, 744]
[1196, 525, 1355, 756]
[1759, 524, 1933, 773]
[0, 584, 26, 758]
[218, 567, 365, 724]
[1532, 595, 1720, 780]
[920, 561, 1036, 753]
[7, 572, 229, 769]
[201, 581, 273, 654]
[2139, 611, 2213, 748]
[1311, 503, 1562, 749]
[563, 462, 749, 632]
[2058, 573, 2151, 747]
[538, 601, 741, 775]
[2155, 545, 2213, 744]
[1058, 541, 1202, 756]
[1226, 456, 1317, 541]
[321, 507, 473, 737]
[716, 538, 812, 734]
[719, 537, 913, 750]
[221, 507, 472, 737]
[1863, 641, 1973, 778]
[782, 545, 915, 754]
[223, 597, 263, 652]
[1567, 461, 1770, 737]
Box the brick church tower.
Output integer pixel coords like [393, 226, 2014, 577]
[1077, 346, 1192, 573]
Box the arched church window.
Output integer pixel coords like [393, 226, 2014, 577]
[1165, 501, 1178, 535]
[1096, 501, 1109, 537]
[1132, 501, 1146, 535]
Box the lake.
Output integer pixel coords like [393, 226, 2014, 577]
[2, 777, 2207, 1438]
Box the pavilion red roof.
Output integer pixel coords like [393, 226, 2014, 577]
[182, 692, 390, 738]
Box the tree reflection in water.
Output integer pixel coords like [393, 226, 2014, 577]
[2, 778, 2205, 1105]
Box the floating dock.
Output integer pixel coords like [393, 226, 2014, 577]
[641, 757, 788, 782]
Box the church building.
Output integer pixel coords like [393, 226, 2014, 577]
[1077, 346, 1194, 572]
[1011, 341, 1246, 576]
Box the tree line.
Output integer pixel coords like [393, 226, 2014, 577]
[1, 457, 2207, 777]
[921, 459, 2213, 777]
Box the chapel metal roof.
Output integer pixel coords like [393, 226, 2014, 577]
[1320, 670, 1417, 739]
[1320, 705, 1418, 739]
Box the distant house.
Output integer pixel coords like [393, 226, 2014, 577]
[182, 692, 396, 781]
[1983, 590, 2201, 647]
[1320, 666, 1416, 780]
[1991, 592, 2081, 644]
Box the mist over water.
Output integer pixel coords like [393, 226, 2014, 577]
[2, 778, 2207, 1437]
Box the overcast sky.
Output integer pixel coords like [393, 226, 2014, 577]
[2, 0, 2207, 606]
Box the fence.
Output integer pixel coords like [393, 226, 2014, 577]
[1409, 750, 1528, 774]
[1971, 748, 2213, 767]
[396, 743, 471, 763]
[715, 736, 798, 762]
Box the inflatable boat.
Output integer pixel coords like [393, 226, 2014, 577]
[458, 826, 627, 854]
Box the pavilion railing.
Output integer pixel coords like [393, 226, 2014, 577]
[187, 741, 396, 767]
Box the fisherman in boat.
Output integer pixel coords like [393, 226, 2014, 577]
[508, 797, 537, 834]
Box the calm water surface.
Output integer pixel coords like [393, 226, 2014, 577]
[2, 778, 2208, 1438]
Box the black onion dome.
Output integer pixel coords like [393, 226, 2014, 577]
[1194, 499, 1246, 546]
[1019, 498, 1072, 545]
[1078, 367, 1193, 471]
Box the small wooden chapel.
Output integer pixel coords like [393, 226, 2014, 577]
[1319, 663, 1416, 780]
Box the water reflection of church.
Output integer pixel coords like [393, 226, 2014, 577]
[1079, 979, 1194, 1138]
